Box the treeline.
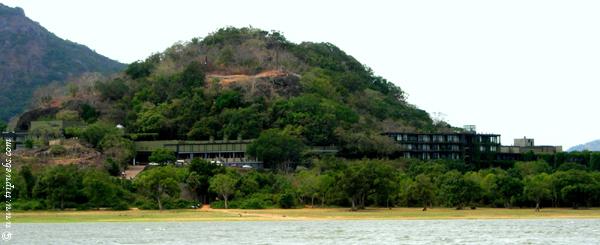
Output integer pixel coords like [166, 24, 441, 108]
[5, 157, 600, 211]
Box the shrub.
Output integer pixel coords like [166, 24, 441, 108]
[136, 199, 158, 210]
[278, 192, 296, 209]
[49, 145, 67, 156]
[210, 200, 240, 209]
[240, 198, 267, 209]
[111, 201, 130, 210]
[13, 200, 44, 211]
[24, 139, 34, 149]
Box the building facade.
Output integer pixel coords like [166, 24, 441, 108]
[383, 132, 501, 163]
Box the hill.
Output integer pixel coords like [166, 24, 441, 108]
[19, 27, 451, 157]
[0, 4, 125, 121]
[568, 139, 600, 152]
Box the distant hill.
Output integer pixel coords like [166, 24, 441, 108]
[20, 27, 449, 156]
[0, 4, 124, 121]
[568, 139, 600, 152]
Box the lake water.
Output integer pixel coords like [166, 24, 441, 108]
[10, 219, 600, 244]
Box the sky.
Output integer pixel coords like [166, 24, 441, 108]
[4, 0, 599, 149]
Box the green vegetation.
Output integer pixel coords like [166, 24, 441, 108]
[5, 27, 600, 214]
[64, 27, 441, 159]
[148, 148, 176, 165]
[6, 157, 600, 212]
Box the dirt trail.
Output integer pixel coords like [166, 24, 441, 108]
[207, 70, 289, 86]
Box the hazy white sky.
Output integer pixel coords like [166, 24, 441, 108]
[4, 0, 599, 149]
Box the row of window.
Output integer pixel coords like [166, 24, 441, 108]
[394, 134, 500, 144]
[403, 152, 461, 160]
[394, 134, 461, 143]
[401, 144, 498, 152]
[402, 144, 461, 151]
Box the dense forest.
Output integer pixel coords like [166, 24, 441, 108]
[5, 153, 600, 211]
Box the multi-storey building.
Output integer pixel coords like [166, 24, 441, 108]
[383, 131, 501, 163]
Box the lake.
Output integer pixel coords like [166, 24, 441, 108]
[10, 219, 600, 244]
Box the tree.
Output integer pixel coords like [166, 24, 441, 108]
[316, 174, 335, 207]
[134, 166, 181, 210]
[82, 170, 117, 209]
[438, 171, 482, 209]
[149, 148, 176, 165]
[246, 129, 305, 171]
[100, 134, 135, 167]
[209, 174, 237, 209]
[514, 161, 551, 176]
[410, 174, 435, 211]
[495, 174, 523, 208]
[188, 159, 226, 203]
[186, 172, 201, 202]
[295, 170, 320, 207]
[19, 165, 36, 199]
[96, 78, 129, 101]
[81, 123, 118, 148]
[33, 165, 81, 210]
[523, 173, 552, 211]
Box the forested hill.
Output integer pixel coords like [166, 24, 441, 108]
[26, 27, 451, 156]
[0, 4, 124, 121]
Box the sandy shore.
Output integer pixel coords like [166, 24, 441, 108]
[13, 207, 600, 223]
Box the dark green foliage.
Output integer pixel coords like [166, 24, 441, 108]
[495, 174, 523, 208]
[80, 104, 99, 123]
[96, 78, 129, 101]
[148, 148, 176, 165]
[278, 192, 296, 209]
[32, 165, 82, 209]
[110, 201, 130, 210]
[10, 157, 600, 210]
[49, 145, 67, 156]
[557, 162, 587, 172]
[214, 90, 244, 112]
[125, 56, 158, 79]
[134, 166, 182, 210]
[20, 165, 36, 199]
[75, 27, 434, 145]
[438, 171, 482, 209]
[181, 61, 206, 88]
[80, 122, 118, 148]
[105, 159, 121, 176]
[188, 159, 226, 203]
[246, 129, 305, 171]
[24, 139, 33, 149]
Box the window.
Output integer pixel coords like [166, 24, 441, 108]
[448, 135, 459, 143]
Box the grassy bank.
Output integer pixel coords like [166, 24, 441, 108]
[13, 207, 600, 223]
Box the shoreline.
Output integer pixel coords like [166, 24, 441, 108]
[13, 207, 600, 223]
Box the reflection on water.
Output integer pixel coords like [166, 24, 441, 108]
[11, 219, 600, 244]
